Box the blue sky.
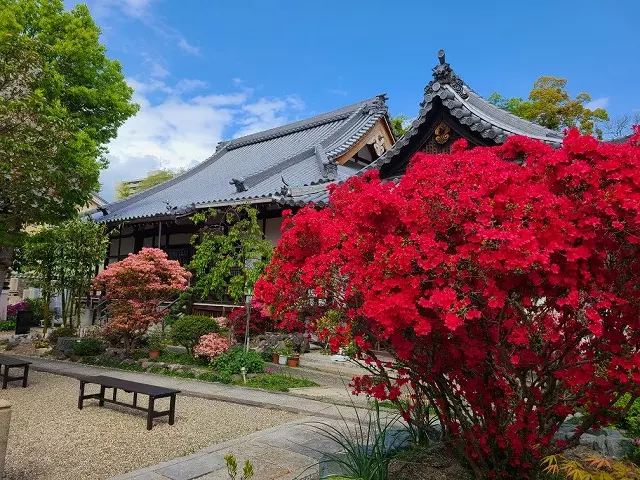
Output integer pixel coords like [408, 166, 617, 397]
[69, 0, 640, 200]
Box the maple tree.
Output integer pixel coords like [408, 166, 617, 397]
[256, 129, 640, 479]
[93, 248, 190, 353]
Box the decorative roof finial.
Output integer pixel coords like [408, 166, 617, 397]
[432, 49, 467, 99]
[229, 178, 247, 192]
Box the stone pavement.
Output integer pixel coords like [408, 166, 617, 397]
[109, 416, 347, 480]
[13, 355, 379, 479]
[13, 355, 366, 420]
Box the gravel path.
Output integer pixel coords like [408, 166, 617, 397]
[1, 372, 300, 480]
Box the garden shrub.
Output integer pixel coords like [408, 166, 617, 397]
[169, 315, 221, 354]
[48, 326, 75, 346]
[0, 320, 16, 331]
[212, 347, 264, 376]
[257, 130, 640, 479]
[25, 298, 47, 322]
[193, 333, 233, 362]
[6, 301, 27, 318]
[615, 394, 640, 436]
[92, 248, 191, 353]
[72, 338, 104, 356]
[228, 297, 274, 340]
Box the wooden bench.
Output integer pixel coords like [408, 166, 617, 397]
[77, 375, 180, 430]
[0, 355, 31, 389]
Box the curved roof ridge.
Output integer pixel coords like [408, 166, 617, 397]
[225, 96, 379, 150]
[99, 146, 229, 216]
[365, 50, 564, 172]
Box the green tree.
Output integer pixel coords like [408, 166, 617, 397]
[188, 205, 273, 303]
[115, 169, 178, 199]
[21, 218, 109, 331]
[390, 115, 409, 138]
[488, 76, 609, 137]
[0, 0, 138, 288]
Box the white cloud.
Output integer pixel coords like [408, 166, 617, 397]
[175, 79, 208, 93]
[177, 38, 200, 56]
[585, 97, 609, 110]
[327, 88, 348, 96]
[85, 0, 200, 57]
[149, 61, 170, 79]
[236, 96, 306, 137]
[99, 77, 307, 200]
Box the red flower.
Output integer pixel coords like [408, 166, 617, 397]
[255, 129, 640, 478]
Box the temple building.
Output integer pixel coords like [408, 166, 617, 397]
[95, 51, 563, 268]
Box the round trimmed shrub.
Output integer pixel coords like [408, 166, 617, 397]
[48, 326, 75, 347]
[169, 315, 221, 354]
[72, 338, 105, 356]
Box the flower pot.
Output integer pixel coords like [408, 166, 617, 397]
[272, 353, 280, 364]
[278, 355, 288, 365]
[149, 349, 162, 359]
[287, 356, 300, 367]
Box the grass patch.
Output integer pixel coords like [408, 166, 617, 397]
[238, 374, 319, 392]
[81, 357, 145, 372]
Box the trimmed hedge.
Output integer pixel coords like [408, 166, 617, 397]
[169, 315, 221, 354]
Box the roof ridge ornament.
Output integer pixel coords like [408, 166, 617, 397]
[229, 178, 247, 192]
[432, 50, 468, 99]
[361, 94, 389, 115]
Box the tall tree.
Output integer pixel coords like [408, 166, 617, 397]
[390, 115, 410, 138]
[0, 0, 138, 288]
[488, 76, 609, 137]
[21, 218, 108, 331]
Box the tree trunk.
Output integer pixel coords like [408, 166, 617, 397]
[42, 293, 50, 335]
[0, 246, 13, 293]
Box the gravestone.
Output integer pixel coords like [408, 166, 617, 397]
[15, 310, 34, 334]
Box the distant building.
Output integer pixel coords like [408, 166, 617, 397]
[117, 171, 164, 197]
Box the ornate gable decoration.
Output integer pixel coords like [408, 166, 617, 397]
[431, 50, 468, 99]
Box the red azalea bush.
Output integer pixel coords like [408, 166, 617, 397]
[194, 332, 234, 361]
[93, 248, 191, 352]
[256, 129, 640, 479]
[228, 297, 275, 340]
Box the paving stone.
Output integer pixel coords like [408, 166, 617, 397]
[155, 453, 226, 480]
[127, 472, 171, 480]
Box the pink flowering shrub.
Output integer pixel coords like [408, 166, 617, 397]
[7, 301, 27, 318]
[93, 248, 191, 352]
[194, 333, 234, 362]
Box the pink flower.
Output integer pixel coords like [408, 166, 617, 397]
[194, 333, 235, 361]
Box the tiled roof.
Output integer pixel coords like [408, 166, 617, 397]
[277, 51, 566, 208]
[367, 50, 563, 172]
[96, 96, 388, 222]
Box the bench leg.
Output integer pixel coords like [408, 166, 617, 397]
[22, 365, 29, 388]
[147, 397, 155, 431]
[113, 388, 117, 402]
[99, 386, 106, 407]
[78, 381, 85, 410]
[133, 392, 137, 408]
[2, 366, 8, 390]
[169, 394, 176, 425]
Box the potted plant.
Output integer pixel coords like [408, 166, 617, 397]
[147, 330, 164, 359]
[278, 339, 294, 365]
[287, 353, 300, 367]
